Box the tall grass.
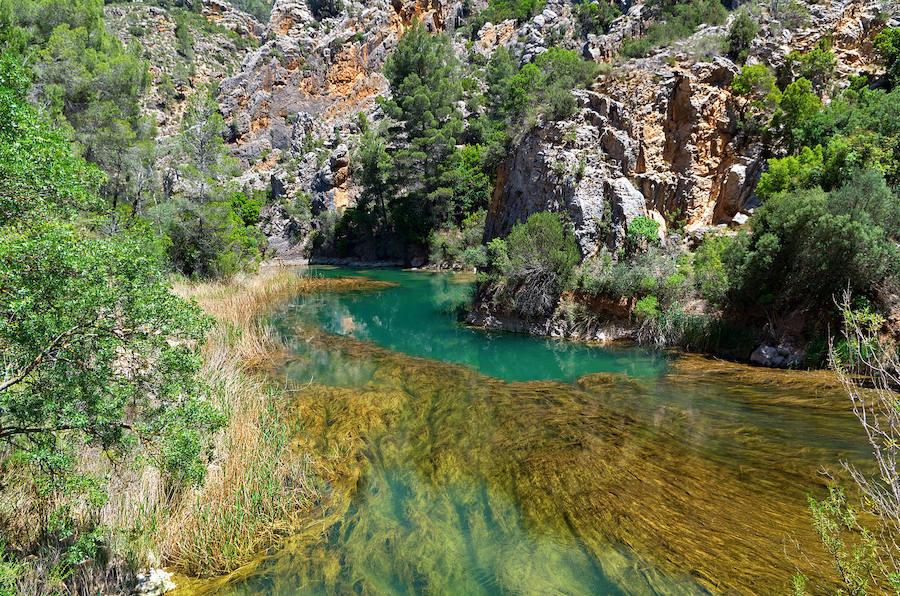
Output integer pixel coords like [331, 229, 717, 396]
[153, 270, 331, 576]
[107, 270, 377, 578]
[0, 268, 389, 589]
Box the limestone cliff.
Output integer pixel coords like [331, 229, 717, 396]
[105, 0, 260, 139]
[107, 0, 894, 262]
[486, 0, 890, 258]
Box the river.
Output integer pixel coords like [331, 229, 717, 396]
[217, 267, 866, 594]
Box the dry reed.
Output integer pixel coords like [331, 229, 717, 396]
[155, 270, 392, 576]
[152, 270, 338, 576]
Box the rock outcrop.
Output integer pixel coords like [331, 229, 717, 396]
[484, 93, 653, 257]
[483, 0, 890, 257]
[110, 0, 894, 264]
[105, 1, 258, 138]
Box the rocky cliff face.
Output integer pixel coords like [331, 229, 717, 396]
[218, 0, 467, 184]
[486, 0, 889, 256]
[106, 1, 260, 139]
[213, 0, 470, 253]
[109, 0, 892, 260]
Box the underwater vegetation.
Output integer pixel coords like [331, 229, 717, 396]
[181, 269, 863, 595]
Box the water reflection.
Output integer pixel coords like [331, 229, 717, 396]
[279, 268, 670, 383]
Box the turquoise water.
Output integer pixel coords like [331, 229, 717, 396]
[215, 267, 865, 595]
[280, 267, 669, 382]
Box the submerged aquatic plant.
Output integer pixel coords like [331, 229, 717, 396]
[213, 320, 858, 594]
[798, 292, 900, 593]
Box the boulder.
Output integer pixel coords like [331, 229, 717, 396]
[135, 568, 175, 595]
[750, 343, 805, 368]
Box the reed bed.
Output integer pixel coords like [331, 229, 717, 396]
[155, 269, 387, 576]
[158, 269, 395, 576]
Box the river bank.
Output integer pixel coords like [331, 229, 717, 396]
[465, 281, 816, 369]
[123, 269, 393, 594]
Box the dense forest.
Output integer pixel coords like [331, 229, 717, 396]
[1, 0, 899, 593]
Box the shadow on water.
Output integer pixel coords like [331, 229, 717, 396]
[208, 268, 867, 595]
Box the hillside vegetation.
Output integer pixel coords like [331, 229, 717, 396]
[1, 0, 899, 592]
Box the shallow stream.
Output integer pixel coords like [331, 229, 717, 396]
[219, 267, 866, 594]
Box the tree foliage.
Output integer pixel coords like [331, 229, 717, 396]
[154, 91, 264, 278]
[0, 49, 222, 588]
[0, 55, 103, 224]
[484, 212, 579, 318]
[874, 26, 900, 88]
[472, 0, 546, 32]
[0, 222, 219, 467]
[381, 23, 463, 243]
[785, 40, 836, 93]
[724, 171, 899, 312]
[487, 46, 599, 130]
[1, 0, 151, 220]
[573, 0, 621, 36]
[725, 9, 758, 64]
[773, 77, 821, 148]
[228, 0, 274, 21]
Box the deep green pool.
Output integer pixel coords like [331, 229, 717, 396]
[215, 267, 865, 595]
[284, 267, 669, 382]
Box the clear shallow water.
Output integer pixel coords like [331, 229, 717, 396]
[212, 267, 866, 595]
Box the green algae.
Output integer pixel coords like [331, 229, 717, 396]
[182, 269, 867, 595]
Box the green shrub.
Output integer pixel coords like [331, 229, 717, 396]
[724, 175, 899, 312]
[773, 77, 822, 148]
[574, 245, 683, 303]
[625, 215, 660, 254]
[636, 307, 756, 352]
[573, 0, 621, 36]
[634, 295, 660, 319]
[621, 0, 728, 58]
[164, 199, 265, 279]
[732, 64, 778, 98]
[830, 299, 888, 369]
[472, 0, 546, 31]
[725, 9, 758, 63]
[769, 0, 810, 31]
[755, 145, 823, 200]
[488, 46, 599, 132]
[229, 0, 274, 21]
[0, 544, 21, 594]
[486, 212, 579, 317]
[308, 0, 343, 19]
[692, 234, 733, 305]
[794, 86, 900, 187]
[230, 191, 263, 226]
[874, 27, 900, 88]
[450, 145, 492, 222]
[731, 63, 781, 132]
[786, 41, 836, 92]
[461, 245, 488, 268]
[621, 36, 653, 58]
[174, 10, 194, 60]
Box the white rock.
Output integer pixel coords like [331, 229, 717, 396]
[135, 568, 176, 595]
[731, 212, 749, 226]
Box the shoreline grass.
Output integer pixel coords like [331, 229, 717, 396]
[155, 269, 392, 577]
[26, 268, 393, 590]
